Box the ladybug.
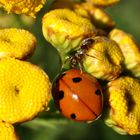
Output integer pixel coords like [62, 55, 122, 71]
[52, 69, 103, 122]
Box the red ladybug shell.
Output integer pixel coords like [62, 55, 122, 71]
[52, 69, 103, 122]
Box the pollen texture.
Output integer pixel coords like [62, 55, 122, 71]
[105, 76, 140, 134]
[0, 58, 51, 124]
[0, 28, 36, 59]
[0, 121, 19, 140]
[0, 0, 46, 17]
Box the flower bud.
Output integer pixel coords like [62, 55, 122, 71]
[51, 0, 115, 31]
[109, 29, 140, 79]
[83, 36, 124, 81]
[103, 76, 140, 135]
[85, 0, 120, 7]
[42, 9, 96, 62]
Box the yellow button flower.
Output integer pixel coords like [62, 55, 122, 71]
[0, 28, 36, 59]
[104, 76, 140, 135]
[109, 29, 140, 79]
[83, 36, 124, 81]
[86, 0, 120, 7]
[74, 2, 115, 30]
[42, 9, 96, 62]
[51, 0, 115, 31]
[0, 121, 19, 140]
[0, 58, 51, 124]
[0, 0, 46, 17]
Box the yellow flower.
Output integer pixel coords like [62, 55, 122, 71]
[0, 58, 51, 124]
[83, 36, 124, 81]
[0, 121, 19, 140]
[0, 0, 46, 17]
[73, 2, 115, 30]
[0, 28, 36, 59]
[104, 76, 140, 135]
[85, 0, 120, 7]
[42, 9, 96, 62]
[109, 29, 140, 79]
[51, 0, 115, 31]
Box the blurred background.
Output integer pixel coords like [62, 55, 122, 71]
[0, 0, 140, 139]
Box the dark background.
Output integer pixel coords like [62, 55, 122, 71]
[0, 0, 140, 139]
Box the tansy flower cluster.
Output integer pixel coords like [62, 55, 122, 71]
[0, 0, 140, 139]
[42, 0, 140, 135]
[0, 28, 51, 139]
[0, 0, 46, 17]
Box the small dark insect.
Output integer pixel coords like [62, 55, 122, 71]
[81, 38, 95, 47]
[69, 38, 95, 69]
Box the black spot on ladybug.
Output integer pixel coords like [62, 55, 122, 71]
[72, 77, 82, 83]
[95, 89, 101, 95]
[58, 90, 64, 99]
[70, 113, 76, 119]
